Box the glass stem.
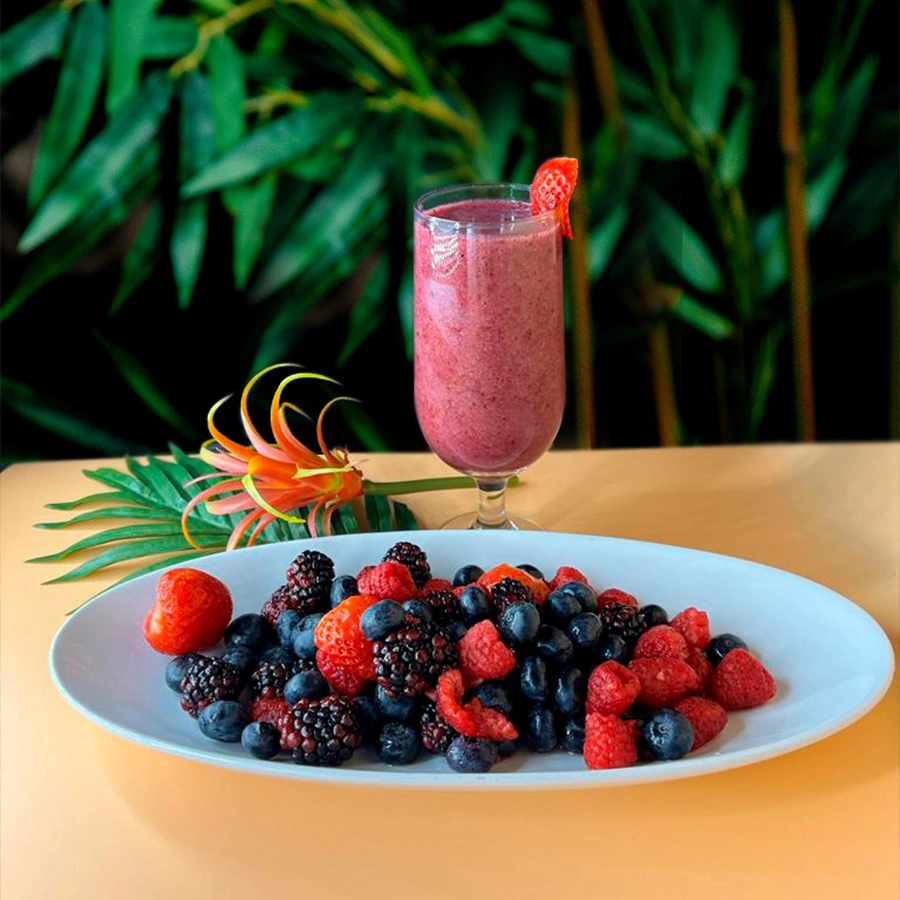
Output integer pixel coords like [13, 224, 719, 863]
[475, 479, 511, 529]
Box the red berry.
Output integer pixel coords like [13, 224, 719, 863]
[249, 696, 289, 728]
[629, 657, 702, 709]
[436, 669, 480, 736]
[316, 651, 368, 697]
[357, 561, 419, 603]
[142, 568, 232, 655]
[422, 578, 453, 594]
[674, 697, 728, 751]
[686, 645, 713, 691]
[584, 713, 638, 769]
[314, 594, 377, 677]
[670, 607, 710, 649]
[633, 625, 689, 661]
[531, 157, 579, 240]
[478, 564, 549, 605]
[710, 649, 776, 710]
[471, 702, 519, 742]
[597, 588, 639, 609]
[458, 620, 516, 685]
[586, 661, 641, 716]
[548, 566, 589, 591]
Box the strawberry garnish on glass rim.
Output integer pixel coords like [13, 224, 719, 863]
[530, 157, 579, 239]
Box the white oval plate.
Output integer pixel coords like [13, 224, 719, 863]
[50, 531, 894, 789]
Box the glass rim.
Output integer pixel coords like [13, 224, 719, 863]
[414, 182, 558, 231]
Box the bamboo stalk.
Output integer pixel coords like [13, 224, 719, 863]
[563, 79, 596, 449]
[580, 0, 626, 141]
[889, 220, 899, 439]
[778, 0, 816, 441]
[646, 317, 680, 446]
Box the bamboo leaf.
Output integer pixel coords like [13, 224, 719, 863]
[28, 0, 106, 210]
[338, 254, 390, 366]
[232, 174, 278, 289]
[94, 332, 198, 438]
[0, 5, 69, 86]
[473, 68, 524, 180]
[37, 507, 181, 528]
[688, 3, 739, 136]
[717, 97, 752, 187]
[508, 28, 571, 77]
[19, 71, 173, 253]
[110, 199, 163, 314]
[746, 323, 786, 440]
[438, 14, 506, 48]
[340, 403, 391, 452]
[107, 0, 155, 115]
[661, 0, 703, 88]
[627, 114, 688, 160]
[206, 34, 247, 156]
[668, 292, 737, 340]
[645, 190, 723, 294]
[398, 257, 414, 360]
[589, 204, 629, 279]
[146, 16, 198, 59]
[182, 94, 356, 197]
[171, 199, 209, 308]
[46, 492, 133, 510]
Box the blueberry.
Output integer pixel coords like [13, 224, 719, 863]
[375, 684, 419, 722]
[497, 739, 517, 758]
[557, 581, 598, 612]
[535, 625, 573, 666]
[360, 599, 405, 641]
[353, 695, 380, 741]
[524, 704, 557, 752]
[520, 655, 549, 702]
[165, 653, 203, 692]
[498, 601, 540, 648]
[224, 614, 274, 655]
[637, 604, 668, 630]
[567, 613, 602, 657]
[378, 723, 420, 765]
[222, 646, 256, 676]
[457, 585, 492, 626]
[258, 646, 295, 666]
[446, 736, 498, 773]
[291, 613, 324, 660]
[276, 609, 303, 647]
[444, 620, 467, 642]
[596, 633, 629, 664]
[452, 564, 484, 587]
[642, 709, 695, 761]
[474, 682, 515, 718]
[284, 669, 328, 704]
[545, 590, 582, 627]
[560, 716, 585, 754]
[241, 721, 281, 759]
[198, 700, 247, 742]
[554, 666, 585, 716]
[516, 563, 545, 581]
[706, 633, 748, 666]
[331, 574, 359, 607]
[402, 599, 434, 624]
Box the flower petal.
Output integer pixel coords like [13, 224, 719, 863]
[241, 474, 307, 524]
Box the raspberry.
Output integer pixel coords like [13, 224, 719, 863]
[632, 625, 689, 661]
[285, 550, 334, 612]
[436, 669, 480, 736]
[383, 541, 431, 588]
[422, 578, 453, 594]
[316, 651, 368, 697]
[674, 697, 728, 751]
[710, 649, 776, 710]
[423, 589, 461, 625]
[597, 588, 639, 609]
[479, 564, 549, 605]
[586, 661, 641, 715]
[357, 561, 419, 602]
[179, 656, 244, 717]
[457, 620, 516, 685]
[280, 696, 361, 765]
[249, 696, 289, 728]
[314, 594, 377, 677]
[143, 568, 232, 655]
[472, 703, 518, 742]
[419, 699, 458, 754]
[261, 584, 308, 627]
[549, 566, 589, 591]
[584, 713, 638, 769]
[629, 657, 702, 709]
[670, 607, 710, 649]
[373, 620, 457, 697]
[686, 645, 713, 690]
[489, 577, 534, 616]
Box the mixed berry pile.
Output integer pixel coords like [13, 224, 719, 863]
[157, 544, 776, 772]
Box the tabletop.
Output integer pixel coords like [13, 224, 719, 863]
[1, 444, 898, 899]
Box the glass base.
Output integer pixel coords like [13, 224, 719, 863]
[441, 511, 543, 531]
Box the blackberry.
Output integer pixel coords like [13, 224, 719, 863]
[261, 584, 309, 627]
[284, 550, 335, 613]
[250, 659, 311, 699]
[598, 602, 644, 646]
[490, 577, 533, 616]
[280, 696, 362, 766]
[373, 620, 458, 698]
[423, 589, 460, 625]
[383, 541, 431, 588]
[419, 699, 457, 754]
[179, 657, 245, 718]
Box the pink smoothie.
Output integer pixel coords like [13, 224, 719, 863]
[414, 198, 565, 477]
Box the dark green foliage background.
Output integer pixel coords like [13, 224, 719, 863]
[1, 0, 897, 463]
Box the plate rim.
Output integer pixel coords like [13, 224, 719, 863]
[48, 530, 896, 790]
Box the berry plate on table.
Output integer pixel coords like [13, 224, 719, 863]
[50, 531, 894, 789]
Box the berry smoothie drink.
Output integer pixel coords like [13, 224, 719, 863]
[413, 184, 565, 485]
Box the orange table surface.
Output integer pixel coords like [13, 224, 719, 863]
[1, 445, 898, 899]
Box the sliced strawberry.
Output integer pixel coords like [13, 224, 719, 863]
[531, 157, 579, 239]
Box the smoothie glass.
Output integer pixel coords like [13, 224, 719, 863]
[413, 184, 565, 530]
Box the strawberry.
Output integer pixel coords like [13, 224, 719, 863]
[531, 157, 579, 239]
